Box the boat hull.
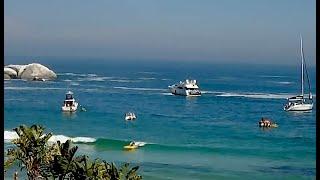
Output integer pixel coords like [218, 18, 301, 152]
[284, 103, 313, 111]
[62, 102, 78, 112]
[169, 87, 201, 96]
[125, 116, 136, 120]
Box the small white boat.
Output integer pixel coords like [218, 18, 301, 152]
[61, 91, 78, 112]
[125, 112, 136, 120]
[168, 79, 201, 96]
[284, 36, 313, 111]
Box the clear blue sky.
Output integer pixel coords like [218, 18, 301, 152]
[4, 0, 316, 65]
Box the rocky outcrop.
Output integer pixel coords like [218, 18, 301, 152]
[4, 74, 11, 80]
[4, 67, 18, 78]
[4, 63, 57, 81]
[5, 65, 25, 74]
[20, 63, 57, 80]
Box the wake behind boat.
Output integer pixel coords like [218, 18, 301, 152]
[284, 36, 313, 111]
[61, 91, 78, 112]
[168, 79, 201, 96]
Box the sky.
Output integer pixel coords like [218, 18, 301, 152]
[4, 0, 316, 65]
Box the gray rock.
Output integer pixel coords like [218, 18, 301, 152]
[17, 65, 27, 78]
[5, 65, 24, 73]
[20, 63, 57, 80]
[4, 67, 18, 78]
[4, 74, 11, 80]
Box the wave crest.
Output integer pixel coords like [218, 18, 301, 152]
[4, 131, 96, 143]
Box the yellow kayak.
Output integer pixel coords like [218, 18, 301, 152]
[123, 145, 139, 150]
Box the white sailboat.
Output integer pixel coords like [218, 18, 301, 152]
[284, 36, 313, 111]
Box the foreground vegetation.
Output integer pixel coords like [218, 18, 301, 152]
[4, 125, 142, 180]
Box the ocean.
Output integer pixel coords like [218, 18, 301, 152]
[4, 58, 316, 179]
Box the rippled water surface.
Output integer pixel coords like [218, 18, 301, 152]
[4, 59, 316, 179]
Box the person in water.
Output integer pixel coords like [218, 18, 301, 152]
[129, 141, 136, 146]
[80, 105, 86, 111]
[259, 117, 272, 127]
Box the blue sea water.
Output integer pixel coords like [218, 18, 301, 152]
[4, 58, 316, 179]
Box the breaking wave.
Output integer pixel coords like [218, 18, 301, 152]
[4, 130, 96, 143]
[4, 130, 311, 156]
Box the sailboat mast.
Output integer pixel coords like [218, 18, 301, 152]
[300, 35, 304, 98]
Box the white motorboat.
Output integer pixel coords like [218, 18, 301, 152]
[61, 91, 79, 112]
[284, 36, 313, 111]
[125, 112, 136, 120]
[168, 79, 201, 96]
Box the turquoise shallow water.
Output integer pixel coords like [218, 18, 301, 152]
[4, 58, 316, 179]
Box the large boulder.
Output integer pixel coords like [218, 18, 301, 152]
[5, 64, 27, 78]
[17, 65, 27, 78]
[4, 67, 18, 78]
[19, 63, 57, 80]
[4, 74, 11, 80]
[5, 65, 25, 73]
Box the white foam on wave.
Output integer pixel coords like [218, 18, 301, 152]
[201, 90, 225, 94]
[58, 72, 88, 77]
[79, 88, 101, 92]
[4, 131, 19, 142]
[134, 141, 147, 147]
[161, 92, 173, 96]
[63, 79, 72, 82]
[70, 82, 80, 86]
[114, 86, 167, 91]
[77, 76, 113, 82]
[259, 75, 287, 78]
[4, 131, 96, 143]
[271, 81, 294, 85]
[216, 93, 294, 99]
[49, 135, 96, 143]
[138, 77, 156, 80]
[109, 79, 139, 83]
[4, 87, 64, 90]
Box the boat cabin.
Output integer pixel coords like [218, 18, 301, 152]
[63, 91, 76, 106]
[65, 91, 74, 100]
